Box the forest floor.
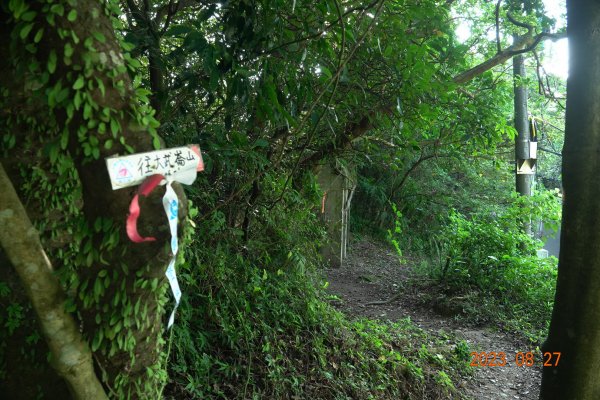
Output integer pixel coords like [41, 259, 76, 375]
[325, 239, 542, 400]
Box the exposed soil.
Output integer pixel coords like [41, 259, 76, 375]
[325, 239, 542, 400]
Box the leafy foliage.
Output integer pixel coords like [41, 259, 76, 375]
[411, 188, 561, 343]
[0, 0, 566, 397]
[156, 183, 470, 399]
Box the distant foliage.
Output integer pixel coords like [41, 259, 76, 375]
[423, 188, 562, 342]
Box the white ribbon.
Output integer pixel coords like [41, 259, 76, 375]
[105, 145, 204, 329]
[162, 182, 182, 328]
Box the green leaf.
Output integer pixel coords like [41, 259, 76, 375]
[47, 50, 57, 73]
[9, 0, 27, 19]
[20, 10, 36, 22]
[48, 143, 59, 164]
[45, 13, 55, 27]
[50, 4, 64, 16]
[72, 76, 84, 90]
[91, 332, 102, 352]
[96, 78, 105, 97]
[67, 9, 77, 22]
[110, 119, 119, 135]
[55, 87, 69, 104]
[64, 42, 74, 58]
[92, 31, 106, 43]
[33, 27, 43, 43]
[73, 91, 81, 109]
[20, 23, 34, 40]
[94, 278, 102, 298]
[83, 102, 92, 120]
[165, 25, 192, 37]
[320, 66, 332, 79]
[254, 139, 269, 148]
[60, 129, 69, 149]
[236, 68, 252, 78]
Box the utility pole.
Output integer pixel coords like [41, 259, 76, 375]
[513, 50, 536, 234]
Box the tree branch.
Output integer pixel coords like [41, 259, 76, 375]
[260, 0, 380, 57]
[453, 30, 566, 84]
[0, 163, 108, 400]
[506, 11, 534, 34]
[495, 0, 502, 53]
[539, 146, 562, 157]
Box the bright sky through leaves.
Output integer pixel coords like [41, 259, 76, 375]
[455, 0, 567, 78]
[543, 0, 568, 78]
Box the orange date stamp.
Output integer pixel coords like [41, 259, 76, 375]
[469, 351, 561, 367]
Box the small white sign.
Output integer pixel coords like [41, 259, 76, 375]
[530, 141, 537, 159]
[106, 145, 203, 190]
[105, 144, 204, 329]
[517, 159, 536, 175]
[537, 249, 549, 259]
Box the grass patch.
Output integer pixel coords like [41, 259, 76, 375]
[165, 240, 471, 399]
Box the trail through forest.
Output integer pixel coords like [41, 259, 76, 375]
[325, 239, 542, 399]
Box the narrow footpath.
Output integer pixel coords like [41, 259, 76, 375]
[325, 239, 542, 400]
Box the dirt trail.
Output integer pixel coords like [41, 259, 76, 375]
[325, 239, 542, 400]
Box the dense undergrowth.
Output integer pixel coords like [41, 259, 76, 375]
[353, 154, 562, 346]
[413, 190, 561, 344]
[164, 186, 471, 399]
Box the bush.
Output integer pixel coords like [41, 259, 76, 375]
[418, 189, 561, 343]
[164, 182, 470, 399]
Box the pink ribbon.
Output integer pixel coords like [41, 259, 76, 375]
[124, 145, 204, 243]
[190, 145, 205, 171]
[126, 174, 165, 243]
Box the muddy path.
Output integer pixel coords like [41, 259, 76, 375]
[325, 239, 542, 400]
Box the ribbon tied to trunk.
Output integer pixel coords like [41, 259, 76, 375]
[106, 145, 204, 328]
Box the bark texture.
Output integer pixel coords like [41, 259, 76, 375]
[1, 0, 184, 397]
[0, 164, 108, 400]
[540, 1, 600, 398]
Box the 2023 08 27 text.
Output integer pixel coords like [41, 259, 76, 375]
[469, 352, 561, 367]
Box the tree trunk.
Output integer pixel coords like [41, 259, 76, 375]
[0, 1, 182, 397]
[0, 164, 108, 400]
[540, 1, 600, 398]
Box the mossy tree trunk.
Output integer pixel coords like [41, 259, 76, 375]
[0, 0, 183, 398]
[540, 1, 600, 398]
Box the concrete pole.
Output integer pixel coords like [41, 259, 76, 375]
[513, 50, 534, 234]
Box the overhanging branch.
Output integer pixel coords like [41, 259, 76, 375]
[454, 9, 567, 85]
[453, 30, 566, 84]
